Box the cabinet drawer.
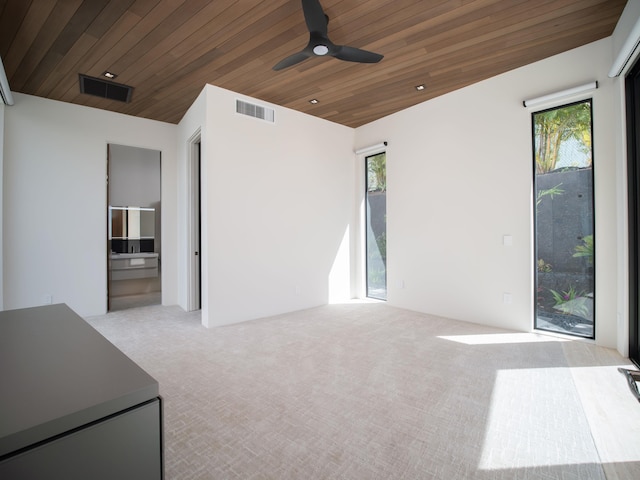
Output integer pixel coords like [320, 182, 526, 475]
[111, 257, 158, 270]
[0, 398, 163, 480]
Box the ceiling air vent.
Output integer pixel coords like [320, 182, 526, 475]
[236, 99, 275, 123]
[79, 74, 133, 103]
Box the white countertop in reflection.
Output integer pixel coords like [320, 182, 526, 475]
[110, 252, 159, 259]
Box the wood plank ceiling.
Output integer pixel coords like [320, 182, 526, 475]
[0, 0, 627, 128]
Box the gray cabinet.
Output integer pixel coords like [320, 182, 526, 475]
[110, 252, 159, 280]
[0, 304, 163, 479]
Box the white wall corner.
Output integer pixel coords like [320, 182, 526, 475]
[609, 0, 640, 77]
[611, 74, 631, 357]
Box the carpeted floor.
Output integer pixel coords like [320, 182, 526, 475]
[86, 303, 640, 479]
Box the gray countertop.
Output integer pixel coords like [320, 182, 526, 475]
[0, 304, 159, 458]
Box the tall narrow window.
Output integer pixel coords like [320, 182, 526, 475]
[626, 60, 640, 367]
[366, 152, 387, 300]
[533, 100, 595, 338]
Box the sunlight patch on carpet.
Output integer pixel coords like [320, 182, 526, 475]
[439, 333, 569, 345]
[478, 367, 603, 477]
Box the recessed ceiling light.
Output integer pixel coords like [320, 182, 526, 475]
[415, 84, 426, 91]
[309, 99, 319, 104]
[102, 71, 117, 79]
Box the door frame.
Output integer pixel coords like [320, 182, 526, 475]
[187, 130, 202, 312]
[626, 61, 640, 367]
[106, 144, 112, 312]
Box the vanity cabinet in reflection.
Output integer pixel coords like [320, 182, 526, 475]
[110, 253, 159, 280]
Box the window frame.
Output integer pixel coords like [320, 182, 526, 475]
[364, 151, 387, 301]
[531, 98, 596, 339]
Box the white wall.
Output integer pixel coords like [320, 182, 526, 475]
[355, 38, 621, 348]
[189, 85, 355, 327]
[3, 94, 177, 316]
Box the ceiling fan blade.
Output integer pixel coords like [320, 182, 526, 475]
[274, 1, 383, 72]
[302, 0, 328, 34]
[334, 45, 384, 64]
[273, 51, 311, 71]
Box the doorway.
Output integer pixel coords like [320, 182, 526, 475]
[626, 60, 640, 367]
[107, 144, 162, 311]
[187, 132, 202, 311]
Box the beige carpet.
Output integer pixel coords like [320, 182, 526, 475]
[86, 303, 640, 479]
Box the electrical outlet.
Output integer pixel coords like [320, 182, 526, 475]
[44, 294, 53, 305]
[503, 293, 512, 305]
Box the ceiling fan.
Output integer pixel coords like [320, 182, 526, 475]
[273, 0, 384, 71]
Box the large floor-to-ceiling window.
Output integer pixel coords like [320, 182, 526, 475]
[366, 152, 387, 300]
[533, 100, 595, 338]
[626, 60, 640, 367]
